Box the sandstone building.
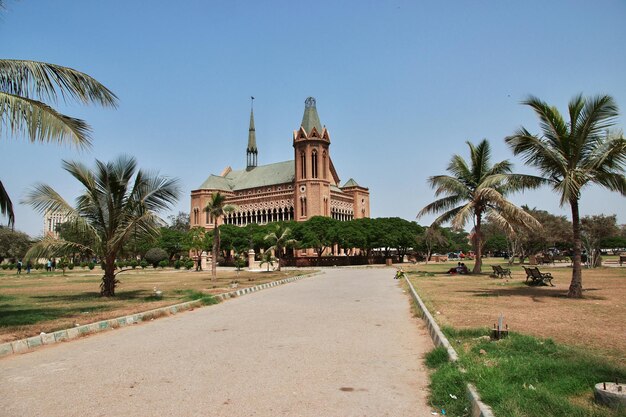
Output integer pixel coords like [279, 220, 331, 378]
[190, 97, 370, 230]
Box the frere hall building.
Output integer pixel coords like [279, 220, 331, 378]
[190, 97, 370, 230]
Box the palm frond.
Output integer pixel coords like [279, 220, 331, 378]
[0, 59, 118, 107]
[0, 92, 91, 147]
[428, 175, 470, 198]
[21, 182, 76, 217]
[0, 179, 14, 227]
[25, 237, 93, 262]
[417, 195, 463, 218]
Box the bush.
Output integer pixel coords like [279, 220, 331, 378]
[68, 263, 75, 270]
[80, 261, 88, 269]
[117, 260, 126, 268]
[35, 263, 44, 270]
[184, 260, 194, 270]
[0, 264, 8, 270]
[8, 263, 15, 270]
[88, 262, 96, 270]
[129, 260, 138, 269]
[140, 260, 148, 269]
[174, 260, 182, 269]
[145, 248, 168, 268]
[158, 259, 169, 269]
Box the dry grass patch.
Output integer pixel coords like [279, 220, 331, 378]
[405, 262, 626, 367]
[0, 268, 310, 343]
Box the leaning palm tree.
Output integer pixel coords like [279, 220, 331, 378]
[418, 139, 542, 273]
[203, 192, 236, 278]
[23, 156, 180, 296]
[506, 94, 626, 298]
[264, 224, 297, 271]
[0, 59, 118, 227]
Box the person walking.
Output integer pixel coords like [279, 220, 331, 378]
[26, 261, 32, 274]
[17, 260, 22, 275]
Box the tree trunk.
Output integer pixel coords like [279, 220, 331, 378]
[212, 220, 219, 279]
[100, 255, 117, 297]
[472, 213, 483, 274]
[568, 199, 583, 298]
[276, 248, 282, 271]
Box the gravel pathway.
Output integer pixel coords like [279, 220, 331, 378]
[1, 268, 434, 416]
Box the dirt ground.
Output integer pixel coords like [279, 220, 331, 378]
[0, 267, 308, 343]
[406, 262, 626, 367]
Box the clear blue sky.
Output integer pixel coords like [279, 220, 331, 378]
[2, 0, 625, 237]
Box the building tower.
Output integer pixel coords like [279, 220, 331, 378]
[246, 98, 258, 169]
[293, 97, 332, 221]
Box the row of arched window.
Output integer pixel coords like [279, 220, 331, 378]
[223, 207, 295, 226]
[300, 149, 327, 180]
[331, 208, 354, 222]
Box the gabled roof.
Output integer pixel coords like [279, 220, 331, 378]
[198, 160, 295, 191]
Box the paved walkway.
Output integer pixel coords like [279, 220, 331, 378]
[0, 268, 433, 416]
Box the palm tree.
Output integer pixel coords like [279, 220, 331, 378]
[264, 224, 297, 271]
[0, 59, 118, 227]
[418, 139, 542, 273]
[23, 156, 180, 296]
[259, 250, 277, 272]
[505, 94, 626, 298]
[203, 192, 235, 278]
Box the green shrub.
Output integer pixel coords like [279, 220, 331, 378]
[80, 261, 88, 269]
[88, 262, 95, 270]
[158, 259, 169, 269]
[129, 260, 138, 269]
[145, 248, 168, 268]
[140, 260, 148, 269]
[0, 264, 8, 270]
[35, 263, 44, 270]
[68, 263, 75, 270]
[184, 260, 194, 270]
[117, 260, 126, 268]
[8, 263, 15, 270]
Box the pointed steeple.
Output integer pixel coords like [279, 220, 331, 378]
[301, 97, 323, 134]
[247, 97, 258, 168]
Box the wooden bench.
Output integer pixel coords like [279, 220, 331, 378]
[620, 254, 626, 266]
[491, 265, 511, 278]
[523, 266, 554, 286]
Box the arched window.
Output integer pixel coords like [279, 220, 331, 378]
[322, 151, 327, 179]
[300, 151, 306, 179]
[311, 150, 318, 178]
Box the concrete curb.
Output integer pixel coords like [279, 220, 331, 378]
[0, 271, 321, 359]
[404, 276, 495, 417]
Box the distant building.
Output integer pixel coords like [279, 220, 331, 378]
[44, 209, 68, 238]
[190, 97, 370, 229]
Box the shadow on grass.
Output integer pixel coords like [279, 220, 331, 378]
[0, 304, 112, 326]
[31, 290, 147, 302]
[458, 286, 607, 301]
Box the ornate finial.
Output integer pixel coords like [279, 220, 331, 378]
[305, 97, 316, 108]
[251, 96, 255, 110]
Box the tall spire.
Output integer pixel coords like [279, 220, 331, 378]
[247, 96, 257, 168]
[301, 97, 323, 134]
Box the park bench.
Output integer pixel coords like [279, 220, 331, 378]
[523, 266, 554, 286]
[491, 265, 511, 278]
[620, 254, 626, 266]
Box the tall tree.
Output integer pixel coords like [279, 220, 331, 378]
[203, 192, 235, 278]
[418, 139, 541, 273]
[264, 223, 296, 271]
[23, 156, 180, 296]
[506, 95, 626, 297]
[0, 59, 117, 227]
[581, 214, 619, 268]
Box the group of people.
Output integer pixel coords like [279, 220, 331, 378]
[16, 260, 32, 274]
[447, 262, 469, 275]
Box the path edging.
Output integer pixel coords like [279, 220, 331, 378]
[404, 275, 495, 417]
[0, 271, 321, 359]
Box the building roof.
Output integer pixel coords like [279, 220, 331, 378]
[301, 97, 323, 133]
[342, 178, 360, 188]
[247, 108, 257, 152]
[198, 160, 295, 191]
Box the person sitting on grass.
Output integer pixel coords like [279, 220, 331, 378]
[457, 263, 469, 274]
[448, 262, 461, 274]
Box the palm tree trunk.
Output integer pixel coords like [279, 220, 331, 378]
[472, 214, 483, 274]
[211, 220, 219, 279]
[100, 255, 117, 296]
[276, 247, 282, 271]
[568, 199, 583, 298]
